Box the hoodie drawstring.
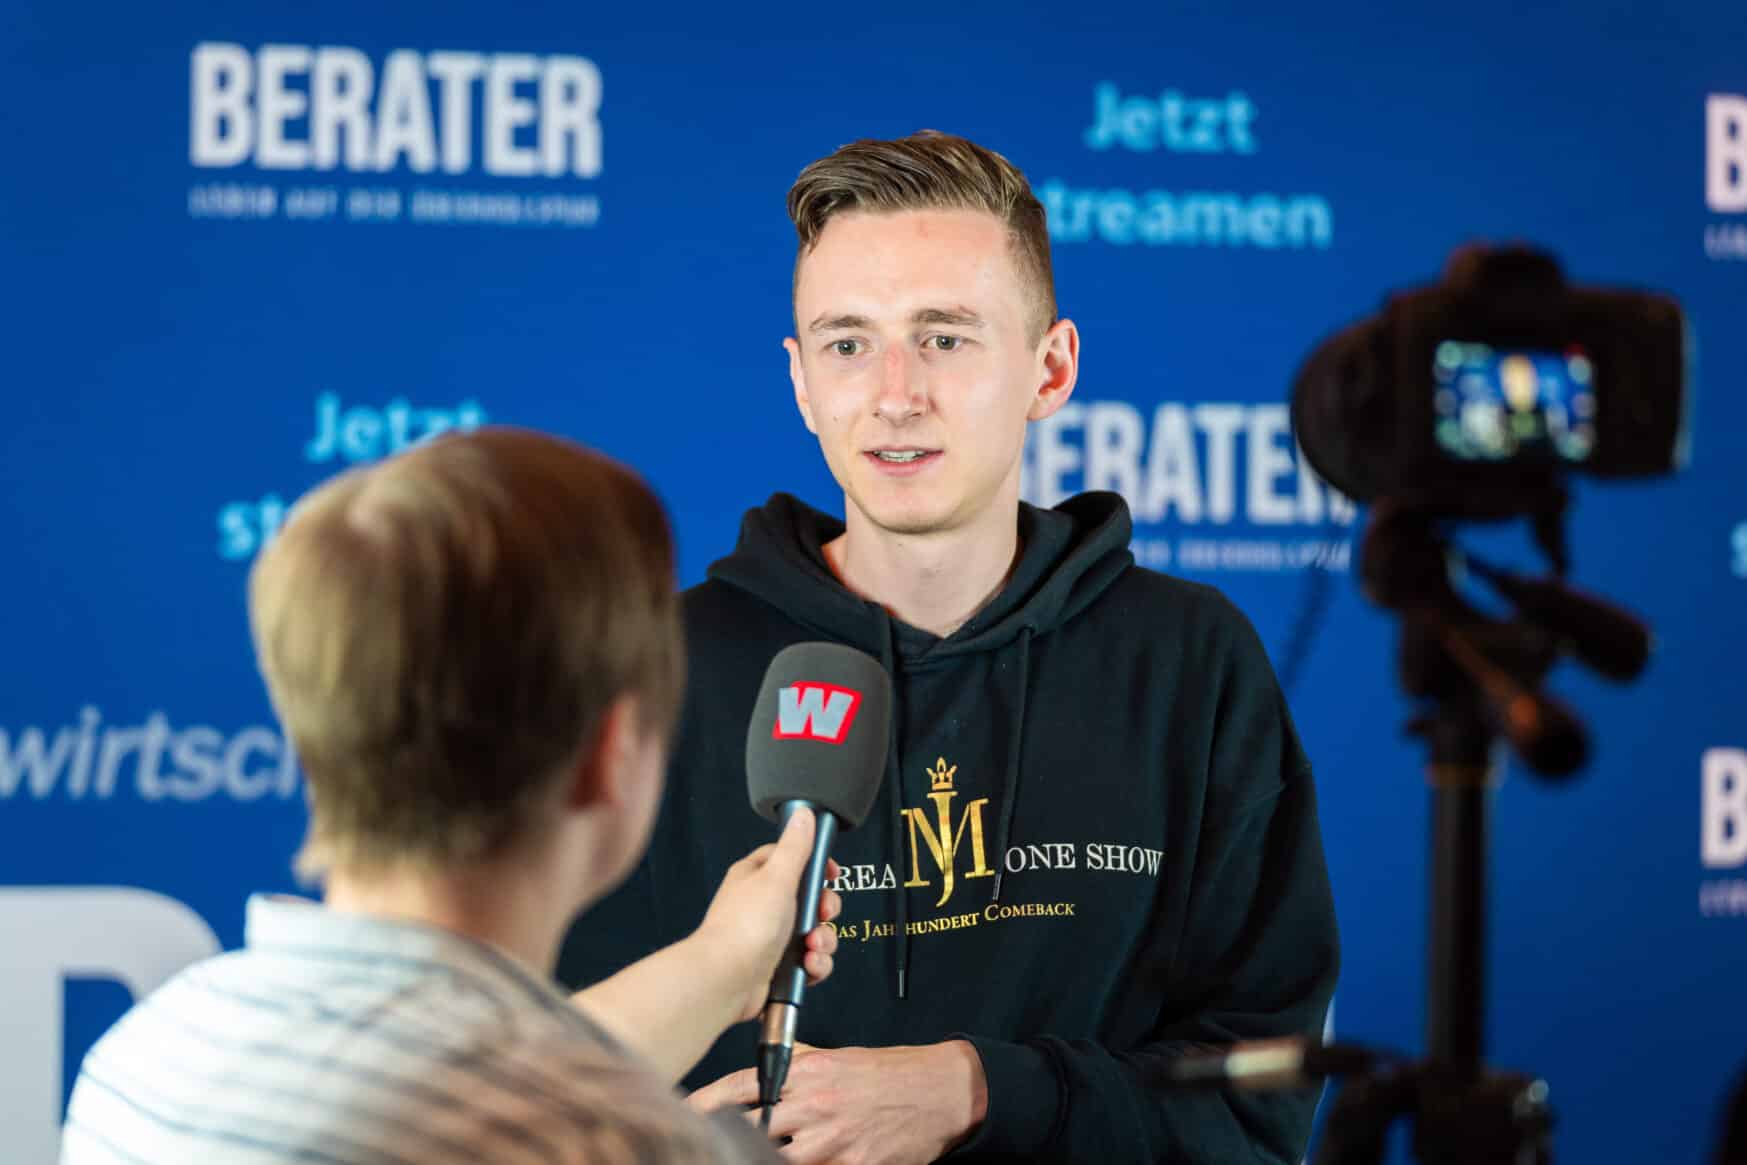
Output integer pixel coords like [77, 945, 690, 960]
[878, 615, 910, 1000]
[881, 621, 1033, 992]
[990, 626, 1033, 903]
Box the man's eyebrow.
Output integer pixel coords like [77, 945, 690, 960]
[807, 307, 989, 334]
[912, 307, 985, 328]
[808, 313, 871, 334]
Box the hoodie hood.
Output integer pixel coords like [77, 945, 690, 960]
[705, 491, 1135, 659]
[707, 491, 1135, 999]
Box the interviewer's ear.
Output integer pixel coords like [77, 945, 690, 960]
[564, 696, 643, 812]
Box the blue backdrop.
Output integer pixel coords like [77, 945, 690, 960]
[4, 3, 1745, 1161]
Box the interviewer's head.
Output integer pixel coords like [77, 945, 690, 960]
[247, 427, 682, 898]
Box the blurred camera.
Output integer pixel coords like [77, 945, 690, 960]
[1291, 244, 1692, 513]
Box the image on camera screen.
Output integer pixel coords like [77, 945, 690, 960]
[1432, 341, 1597, 464]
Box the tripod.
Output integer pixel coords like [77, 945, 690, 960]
[1311, 488, 1650, 1165]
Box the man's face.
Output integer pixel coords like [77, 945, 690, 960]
[785, 209, 1077, 538]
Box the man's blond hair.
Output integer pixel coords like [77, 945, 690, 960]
[248, 427, 682, 882]
[786, 130, 1058, 342]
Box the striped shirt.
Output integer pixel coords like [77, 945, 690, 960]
[61, 895, 776, 1165]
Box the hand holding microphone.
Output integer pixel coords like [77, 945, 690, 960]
[565, 643, 884, 1095]
[570, 796, 845, 1087]
[693, 807, 844, 1024]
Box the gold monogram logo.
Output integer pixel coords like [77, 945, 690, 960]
[904, 756, 994, 908]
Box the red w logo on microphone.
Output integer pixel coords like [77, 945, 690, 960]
[772, 683, 862, 745]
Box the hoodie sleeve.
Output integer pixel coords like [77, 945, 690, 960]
[947, 603, 1341, 1163]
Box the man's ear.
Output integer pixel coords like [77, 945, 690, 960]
[785, 337, 819, 435]
[1027, 318, 1081, 422]
[562, 696, 641, 812]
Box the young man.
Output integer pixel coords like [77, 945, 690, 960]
[61, 428, 841, 1164]
[558, 131, 1340, 1163]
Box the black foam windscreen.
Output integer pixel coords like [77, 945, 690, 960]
[745, 642, 891, 829]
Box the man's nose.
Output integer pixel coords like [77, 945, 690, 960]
[873, 346, 926, 422]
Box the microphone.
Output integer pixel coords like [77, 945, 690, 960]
[1145, 1038, 1380, 1093]
[744, 642, 892, 1125]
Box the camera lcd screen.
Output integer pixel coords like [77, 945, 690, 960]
[1433, 341, 1597, 464]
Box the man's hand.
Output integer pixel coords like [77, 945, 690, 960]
[692, 807, 843, 1022]
[688, 1040, 989, 1164]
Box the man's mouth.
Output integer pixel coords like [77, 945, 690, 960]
[871, 449, 933, 463]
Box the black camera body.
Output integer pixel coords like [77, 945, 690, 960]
[1292, 245, 1691, 512]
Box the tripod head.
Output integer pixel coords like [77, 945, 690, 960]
[1357, 483, 1653, 785]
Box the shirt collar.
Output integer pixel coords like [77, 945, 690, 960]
[242, 893, 601, 1036]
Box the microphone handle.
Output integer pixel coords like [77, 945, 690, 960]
[756, 799, 838, 1114]
[767, 799, 839, 1010]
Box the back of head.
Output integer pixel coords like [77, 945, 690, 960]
[248, 427, 682, 882]
[786, 129, 1058, 342]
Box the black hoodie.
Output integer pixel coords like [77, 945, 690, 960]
[558, 491, 1340, 1163]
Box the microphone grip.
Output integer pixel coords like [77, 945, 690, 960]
[767, 799, 838, 1009]
[757, 800, 837, 1114]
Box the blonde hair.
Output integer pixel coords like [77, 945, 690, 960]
[248, 427, 682, 882]
[786, 129, 1058, 342]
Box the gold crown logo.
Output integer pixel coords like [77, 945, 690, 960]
[927, 757, 957, 792]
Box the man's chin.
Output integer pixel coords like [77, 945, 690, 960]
[852, 499, 958, 537]
[874, 516, 948, 536]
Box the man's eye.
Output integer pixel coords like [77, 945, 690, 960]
[929, 335, 962, 351]
[833, 340, 861, 357]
